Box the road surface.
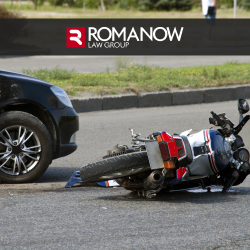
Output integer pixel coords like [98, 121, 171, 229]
[1, 101, 250, 249]
[0, 56, 250, 73]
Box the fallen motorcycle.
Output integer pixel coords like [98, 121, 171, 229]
[67, 99, 250, 199]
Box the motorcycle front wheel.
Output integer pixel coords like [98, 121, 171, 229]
[80, 151, 150, 183]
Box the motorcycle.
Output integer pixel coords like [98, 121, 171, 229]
[66, 99, 250, 199]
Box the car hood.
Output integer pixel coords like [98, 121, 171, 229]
[0, 69, 65, 109]
[0, 69, 53, 87]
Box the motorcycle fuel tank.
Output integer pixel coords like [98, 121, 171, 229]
[210, 130, 230, 171]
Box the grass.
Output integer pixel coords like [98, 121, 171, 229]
[22, 61, 250, 97]
[2, 3, 250, 18]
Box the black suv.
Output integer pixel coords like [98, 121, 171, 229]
[0, 70, 79, 183]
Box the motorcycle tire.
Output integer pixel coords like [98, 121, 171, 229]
[80, 151, 149, 183]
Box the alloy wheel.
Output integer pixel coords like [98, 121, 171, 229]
[0, 125, 41, 176]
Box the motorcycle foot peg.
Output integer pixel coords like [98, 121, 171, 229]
[222, 171, 239, 193]
[146, 190, 157, 199]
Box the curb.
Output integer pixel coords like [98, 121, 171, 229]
[70, 84, 250, 113]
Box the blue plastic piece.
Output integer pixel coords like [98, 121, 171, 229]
[65, 171, 81, 188]
[97, 181, 107, 187]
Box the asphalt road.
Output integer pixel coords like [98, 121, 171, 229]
[1, 56, 250, 73]
[1, 100, 250, 249]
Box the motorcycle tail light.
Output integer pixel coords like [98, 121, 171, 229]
[159, 142, 169, 161]
[164, 160, 175, 169]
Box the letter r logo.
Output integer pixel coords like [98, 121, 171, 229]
[66, 27, 85, 48]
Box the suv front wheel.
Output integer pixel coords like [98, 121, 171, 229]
[0, 111, 53, 183]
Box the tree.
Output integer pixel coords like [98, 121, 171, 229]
[100, 0, 105, 11]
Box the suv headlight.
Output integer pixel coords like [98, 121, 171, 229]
[70, 133, 76, 143]
[50, 86, 73, 108]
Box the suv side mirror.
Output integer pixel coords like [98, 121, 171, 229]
[238, 99, 249, 114]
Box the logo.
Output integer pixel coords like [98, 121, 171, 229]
[66, 27, 85, 48]
[66, 27, 184, 49]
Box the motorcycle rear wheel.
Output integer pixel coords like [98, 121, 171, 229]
[80, 151, 149, 183]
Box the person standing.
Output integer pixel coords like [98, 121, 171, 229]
[202, 0, 217, 40]
[202, 0, 217, 19]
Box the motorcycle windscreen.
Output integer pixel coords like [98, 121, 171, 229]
[145, 141, 165, 170]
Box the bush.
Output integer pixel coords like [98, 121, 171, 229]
[218, 0, 234, 8]
[22, 66, 76, 81]
[47, 0, 65, 6]
[138, 0, 192, 11]
[0, 4, 24, 18]
[240, 0, 250, 9]
[115, 0, 139, 9]
[46, 0, 250, 10]
[74, 0, 98, 8]
[73, 0, 138, 9]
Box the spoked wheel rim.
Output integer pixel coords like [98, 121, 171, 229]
[0, 125, 41, 176]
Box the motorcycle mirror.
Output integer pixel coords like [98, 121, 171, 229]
[238, 99, 249, 114]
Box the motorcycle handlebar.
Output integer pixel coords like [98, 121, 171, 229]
[211, 112, 250, 135]
[210, 111, 226, 127]
[233, 115, 250, 135]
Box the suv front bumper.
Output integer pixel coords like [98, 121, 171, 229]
[48, 107, 79, 159]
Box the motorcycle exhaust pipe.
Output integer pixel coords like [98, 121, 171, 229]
[116, 178, 144, 190]
[143, 170, 164, 190]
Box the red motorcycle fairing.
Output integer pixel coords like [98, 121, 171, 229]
[157, 132, 187, 161]
[157, 130, 221, 178]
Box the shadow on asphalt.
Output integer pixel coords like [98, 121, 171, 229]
[96, 187, 250, 204]
[37, 166, 80, 183]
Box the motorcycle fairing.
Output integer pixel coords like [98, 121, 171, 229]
[180, 129, 192, 136]
[187, 130, 216, 176]
[187, 129, 229, 176]
[97, 180, 119, 187]
[152, 129, 229, 180]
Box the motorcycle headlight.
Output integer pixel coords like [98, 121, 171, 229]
[238, 149, 249, 162]
[50, 86, 73, 108]
[234, 148, 250, 162]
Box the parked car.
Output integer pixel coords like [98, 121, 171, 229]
[0, 70, 79, 183]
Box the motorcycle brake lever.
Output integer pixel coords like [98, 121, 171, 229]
[129, 128, 141, 138]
